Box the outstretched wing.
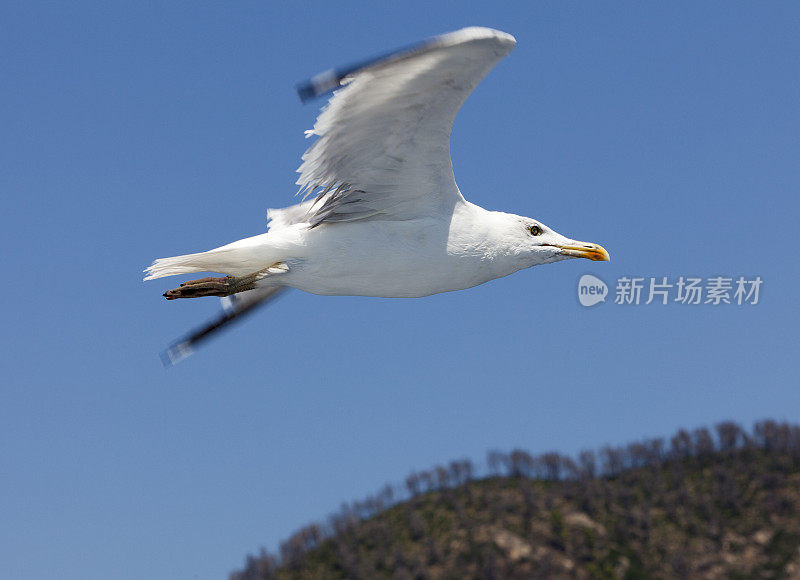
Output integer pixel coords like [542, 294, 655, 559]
[160, 287, 287, 367]
[295, 27, 516, 227]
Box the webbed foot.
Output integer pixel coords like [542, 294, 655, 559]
[163, 276, 256, 300]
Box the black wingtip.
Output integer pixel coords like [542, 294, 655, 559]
[296, 82, 318, 104]
[160, 341, 195, 368]
[295, 36, 434, 104]
[296, 68, 339, 103]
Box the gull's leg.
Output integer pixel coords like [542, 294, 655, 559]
[162, 262, 288, 300]
[163, 274, 258, 300]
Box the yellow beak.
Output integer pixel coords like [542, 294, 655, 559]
[554, 242, 611, 262]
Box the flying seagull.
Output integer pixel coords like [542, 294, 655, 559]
[145, 27, 609, 365]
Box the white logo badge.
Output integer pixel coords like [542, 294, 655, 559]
[578, 274, 608, 307]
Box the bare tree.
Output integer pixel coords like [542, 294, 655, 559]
[692, 427, 715, 457]
[670, 429, 692, 458]
[540, 452, 563, 480]
[600, 445, 624, 476]
[715, 421, 743, 451]
[560, 455, 580, 480]
[487, 450, 507, 476]
[578, 449, 597, 479]
[509, 449, 535, 478]
[754, 419, 779, 450]
[644, 437, 665, 465]
[626, 441, 649, 468]
[419, 470, 434, 492]
[406, 472, 421, 497]
[435, 465, 451, 489]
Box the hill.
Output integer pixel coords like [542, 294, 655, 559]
[233, 420, 800, 579]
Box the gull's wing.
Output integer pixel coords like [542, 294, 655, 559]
[296, 27, 516, 227]
[160, 286, 287, 367]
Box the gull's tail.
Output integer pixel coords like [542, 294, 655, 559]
[143, 251, 219, 280]
[144, 232, 286, 281]
[144, 247, 264, 281]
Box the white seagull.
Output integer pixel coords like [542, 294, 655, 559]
[145, 27, 609, 364]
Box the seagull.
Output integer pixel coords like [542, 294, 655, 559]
[145, 27, 609, 365]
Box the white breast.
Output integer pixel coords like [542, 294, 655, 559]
[282, 204, 519, 297]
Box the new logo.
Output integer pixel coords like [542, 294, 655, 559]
[578, 274, 608, 307]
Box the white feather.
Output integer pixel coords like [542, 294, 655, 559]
[297, 27, 516, 227]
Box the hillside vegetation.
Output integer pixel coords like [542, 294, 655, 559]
[233, 420, 800, 579]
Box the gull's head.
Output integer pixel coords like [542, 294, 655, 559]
[498, 214, 610, 267]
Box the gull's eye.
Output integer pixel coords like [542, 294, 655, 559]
[529, 224, 543, 236]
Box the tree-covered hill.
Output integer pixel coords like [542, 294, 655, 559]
[233, 420, 800, 579]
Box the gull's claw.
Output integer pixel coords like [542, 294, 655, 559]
[163, 276, 255, 300]
[162, 266, 282, 300]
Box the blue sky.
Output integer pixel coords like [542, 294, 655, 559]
[2, 2, 799, 578]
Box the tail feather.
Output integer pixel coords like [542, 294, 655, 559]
[144, 248, 255, 280]
[145, 232, 283, 281]
[144, 252, 218, 280]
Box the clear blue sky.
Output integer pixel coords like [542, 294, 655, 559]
[2, 2, 798, 578]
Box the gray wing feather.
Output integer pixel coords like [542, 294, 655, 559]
[295, 27, 516, 227]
